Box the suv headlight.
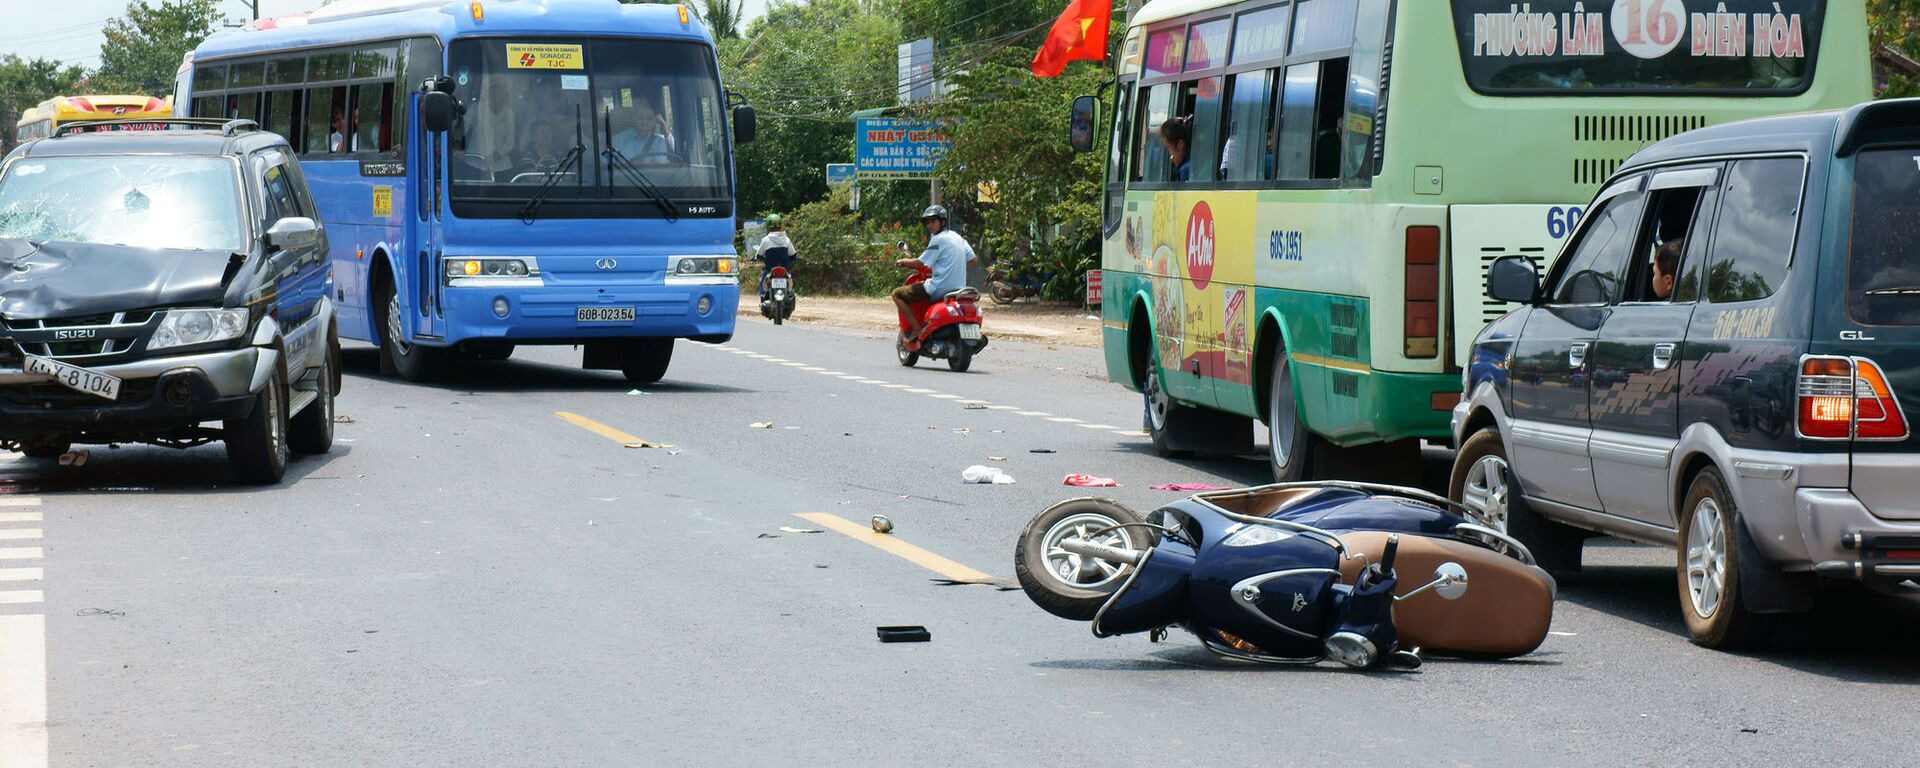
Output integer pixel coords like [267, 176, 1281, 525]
[445, 258, 535, 281]
[671, 256, 734, 276]
[150, 308, 249, 350]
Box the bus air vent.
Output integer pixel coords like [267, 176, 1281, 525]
[1573, 114, 1708, 144]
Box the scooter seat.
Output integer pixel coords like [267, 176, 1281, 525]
[944, 287, 980, 301]
[1336, 531, 1554, 659]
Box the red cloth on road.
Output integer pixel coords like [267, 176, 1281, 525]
[1063, 474, 1120, 487]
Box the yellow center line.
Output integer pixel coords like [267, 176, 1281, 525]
[553, 411, 646, 445]
[794, 512, 993, 583]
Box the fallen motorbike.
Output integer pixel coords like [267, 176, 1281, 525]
[760, 265, 796, 324]
[987, 264, 1045, 305]
[896, 264, 988, 372]
[1015, 482, 1556, 669]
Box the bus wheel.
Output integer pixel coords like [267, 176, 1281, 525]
[1266, 352, 1317, 481]
[1144, 368, 1193, 459]
[620, 338, 674, 384]
[380, 280, 445, 382]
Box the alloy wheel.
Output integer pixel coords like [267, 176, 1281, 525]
[1460, 454, 1512, 533]
[1686, 497, 1728, 618]
[1041, 512, 1138, 589]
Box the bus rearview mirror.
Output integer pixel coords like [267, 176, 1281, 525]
[1069, 95, 1097, 153]
[733, 104, 757, 144]
[421, 91, 455, 133]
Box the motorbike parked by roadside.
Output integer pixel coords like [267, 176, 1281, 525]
[895, 263, 988, 372]
[1015, 482, 1557, 670]
[987, 263, 1046, 305]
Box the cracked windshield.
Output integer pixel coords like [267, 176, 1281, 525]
[448, 38, 730, 214]
[0, 156, 243, 251]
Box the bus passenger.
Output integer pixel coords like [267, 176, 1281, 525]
[614, 92, 675, 162]
[471, 85, 519, 177]
[1159, 116, 1193, 182]
[516, 120, 562, 175]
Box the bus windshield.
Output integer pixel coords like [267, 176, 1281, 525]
[1450, 0, 1823, 94]
[448, 38, 730, 216]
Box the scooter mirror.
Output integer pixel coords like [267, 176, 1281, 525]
[1433, 562, 1469, 601]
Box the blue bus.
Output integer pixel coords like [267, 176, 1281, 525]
[179, 0, 753, 382]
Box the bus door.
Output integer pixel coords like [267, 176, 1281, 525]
[412, 91, 446, 340]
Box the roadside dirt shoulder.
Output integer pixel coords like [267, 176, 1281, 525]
[739, 296, 1103, 347]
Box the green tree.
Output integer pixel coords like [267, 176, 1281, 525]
[93, 0, 228, 97]
[619, 0, 747, 39]
[927, 41, 1109, 300]
[1870, 0, 1920, 96]
[0, 55, 88, 148]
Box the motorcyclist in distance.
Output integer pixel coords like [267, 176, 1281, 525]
[892, 205, 976, 342]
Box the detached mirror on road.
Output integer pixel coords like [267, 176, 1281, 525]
[421, 91, 456, 133]
[733, 104, 757, 144]
[1487, 255, 1541, 305]
[265, 217, 319, 250]
[1069, 95, 1098, 152]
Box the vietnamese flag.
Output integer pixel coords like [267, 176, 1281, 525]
[1030, 0, 1110, 78]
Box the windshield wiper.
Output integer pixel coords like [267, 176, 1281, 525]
[600, 105, 678, 222]
[519, 106, 587, 224]
[1864, 286, 1920, 296]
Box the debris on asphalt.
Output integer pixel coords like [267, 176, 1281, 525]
[58, 450, 89, 467]
[1149, 483, 1232, 491]
[75, 608, 125, 619]
[931, 577, 1021, 591]
[749, 421, 774, 429]
[953, 428, 971, 435]
[962, 465, 1016, 484]
[963, 403, 988, 410]
[756, 533, 779, 539]
[1739, 727, 1760, 734]
[622, 441, 674, 449]
[1063, 474, 1119, 487]
[333, 415, 356, 423]
[1029, 448, 1056, 454]
[871, 515, 893, 533]
[627, 389, 651, 396]
[779, 526, 825, 534]
[1549, 631, 1578, 637]
[876, 625, 931, 643]
[987, 456, 1007, 461]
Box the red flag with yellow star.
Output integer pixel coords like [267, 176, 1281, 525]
[1030, 0, 1110, 78]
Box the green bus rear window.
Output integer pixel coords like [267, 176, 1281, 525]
[1450, 0, 1823, 94]
[1849, 148, 1920, 326]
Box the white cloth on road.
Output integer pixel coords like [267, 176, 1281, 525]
[961, 465, 1015, 484]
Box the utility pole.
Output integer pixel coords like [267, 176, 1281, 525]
[237, 0, 259, 20]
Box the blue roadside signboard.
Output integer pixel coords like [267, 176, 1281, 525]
[855, 118, 949, 179]
[825, 163, 856, 185]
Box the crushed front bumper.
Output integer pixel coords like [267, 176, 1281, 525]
[0, 346, 264, 439]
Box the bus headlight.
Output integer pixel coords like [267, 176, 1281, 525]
[670, 256, 734, 277]
[445, 258, 534, 281]
[150, 308, 249, 350]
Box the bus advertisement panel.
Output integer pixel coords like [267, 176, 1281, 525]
[182, 0, 751, 384]
[1096, 0, 1869, 480]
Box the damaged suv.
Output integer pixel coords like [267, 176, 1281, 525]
[0, 119, 339, 483]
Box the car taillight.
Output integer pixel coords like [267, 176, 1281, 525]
[1404, 226, 1440, 359]
[1797, 356, 1909, 441]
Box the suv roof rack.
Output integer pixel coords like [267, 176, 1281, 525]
[52, 118, 260, 138]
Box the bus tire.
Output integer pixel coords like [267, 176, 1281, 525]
[620, 338, 674, 384]
[1144, 367, 1195, 458]
[1266, 352, 1317, 481]
[378, 279, 445, 382]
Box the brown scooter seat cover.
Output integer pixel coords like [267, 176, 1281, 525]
[1336, 532, 1554, 658]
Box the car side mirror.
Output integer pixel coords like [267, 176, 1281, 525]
[1069, 95, 1098, 152]
[733, 104, 757, 144]
[421, 90, 456, 133]
[265, 217, 319, 250]
[1488, 255, 1541, 305]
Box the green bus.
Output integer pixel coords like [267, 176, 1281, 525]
[1093, 0, 1870, 479]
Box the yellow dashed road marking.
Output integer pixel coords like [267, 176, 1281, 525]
[553, 411, 647, 445]
[793, 513, 993, 583]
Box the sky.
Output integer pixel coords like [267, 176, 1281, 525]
[2, 0, 770, 70]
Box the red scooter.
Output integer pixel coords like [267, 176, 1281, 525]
[896, 264, 988, 372]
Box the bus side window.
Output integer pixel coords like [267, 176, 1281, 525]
[1222, 70, 1273, 182]
[1187, 76, 1224, 184]
[303, 87, 332, 155]
[1132, 83, 1170, 183]
[350, 83, 392, 153]
[1273, 58, 1349, 181]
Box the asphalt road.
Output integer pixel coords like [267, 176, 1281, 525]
[3, 317, 1918, 767]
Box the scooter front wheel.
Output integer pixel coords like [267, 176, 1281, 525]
[1015, 498, 1152, 621]
[897, 339, 919, 367]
